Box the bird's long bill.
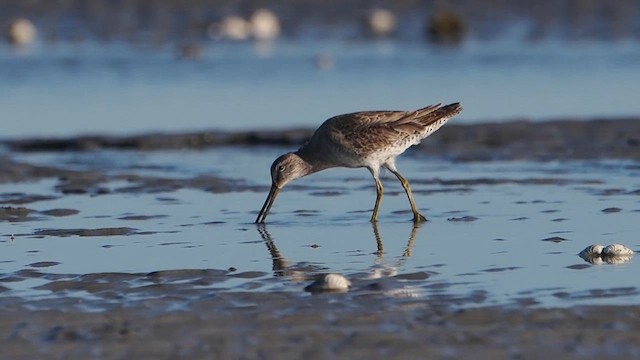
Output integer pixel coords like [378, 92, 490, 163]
[255, 184, 280, 223]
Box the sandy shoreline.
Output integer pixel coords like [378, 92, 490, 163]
[1, 294, 639, 359]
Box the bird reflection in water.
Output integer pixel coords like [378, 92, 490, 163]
[255, 222, 424, 290]
[370, 221, 423, 279]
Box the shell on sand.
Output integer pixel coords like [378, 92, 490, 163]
[6, 18, 37, 45]
[210, 16, 251, 40]
[367, 8, 396, 37]
[304, 273, 351, 293]
[602, 243, 635, 257]
[250, 9, 280, 41]
[579, 243, 635, 265]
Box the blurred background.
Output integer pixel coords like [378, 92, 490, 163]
[2, 0, 640, 138]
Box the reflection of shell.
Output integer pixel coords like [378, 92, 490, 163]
[578, 244, 604, 258]
[368, 265, 398, 279]
[383, 287, 420, 298]
[582, 256, 605, 265]
[602, 243, 634, 256]
[304, 273, 350, 293]
[604, 255, 633, 265]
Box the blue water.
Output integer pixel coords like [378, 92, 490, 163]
[2, 37, 640, 308]
[2, 148, 639, 307]
[2, 39, 640, 138]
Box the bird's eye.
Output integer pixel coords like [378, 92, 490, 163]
[278, 165, 286, 172]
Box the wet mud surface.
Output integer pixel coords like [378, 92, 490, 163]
[1, 296, 640, 359]
[6, 118, 640, 161]
[1, 119, 640, 357]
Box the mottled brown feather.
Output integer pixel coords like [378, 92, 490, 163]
[297, 103, 461, 168]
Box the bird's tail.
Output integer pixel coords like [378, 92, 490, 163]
[415, 102, 462, 125]
[393, 102, 462, 135]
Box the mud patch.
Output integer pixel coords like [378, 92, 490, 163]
[40, 209, 80, 217]
[32, 227, 137, 237]
[542, 236, 569, 243]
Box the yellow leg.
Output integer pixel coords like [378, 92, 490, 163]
[390, 170, 427, 223]
[370, 177, 384, 222]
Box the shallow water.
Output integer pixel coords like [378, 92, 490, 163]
[2, 40, 640, 138]
[2, 148, 639, 309]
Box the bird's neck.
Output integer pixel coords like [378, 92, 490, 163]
[293, 150, 326, 175]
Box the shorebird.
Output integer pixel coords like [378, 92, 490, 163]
[255, 102, 462, 223]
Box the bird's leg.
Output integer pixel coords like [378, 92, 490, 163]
[371, 221, 384, 259]
[370, 177, 384, 222]
[389, 170, 427, 223]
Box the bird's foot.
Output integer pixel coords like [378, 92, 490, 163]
[412, 213, 428, 223]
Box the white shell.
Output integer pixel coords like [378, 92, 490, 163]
[7, 19, 37, 45]
[250, 9, 280, 41]
[305, 273, 351, 293]
[368, 9, 396, 37]
[578, 244, 604, 258]
[211, 16, 251, 40]
[602, 243, 635, 256]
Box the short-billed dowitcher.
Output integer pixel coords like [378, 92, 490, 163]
[255, 102, 462, 223]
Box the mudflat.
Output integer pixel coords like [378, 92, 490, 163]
[1, 295, 639, 359]
[1, 118, 639, 358]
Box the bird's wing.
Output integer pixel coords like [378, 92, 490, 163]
[390, 103, 461, 133]
[327, 111, 410, 153]
[301, 103, 462, 159]
[338, 103, 461, 138]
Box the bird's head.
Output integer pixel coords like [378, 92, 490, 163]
[270, 152, 309, 189]
[256, 152, 311, 223]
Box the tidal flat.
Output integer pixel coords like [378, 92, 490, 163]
[1, 119, 639, 358]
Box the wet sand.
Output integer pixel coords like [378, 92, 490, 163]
[5, 118, 640, 161]
[1, 295, 639, 359]
[1, 118, 640, 358]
